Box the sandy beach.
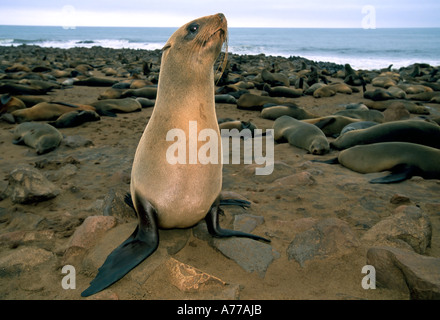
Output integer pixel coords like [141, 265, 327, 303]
[0, 45, 439, 300]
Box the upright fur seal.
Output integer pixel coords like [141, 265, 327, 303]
[82, 13, 269, 297]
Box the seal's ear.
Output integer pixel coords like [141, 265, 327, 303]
[162, 43, 171, 52]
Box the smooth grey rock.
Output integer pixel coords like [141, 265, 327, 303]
[287, 218, 360, 267]
[5, 167, 60, 204]
[362, 206, 432, 254]
[367, 246, 440, 299]
[213, 237, 279, 277]
[233, 214, 264, 233]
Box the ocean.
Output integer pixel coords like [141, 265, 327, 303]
[1, 25, 439, 70]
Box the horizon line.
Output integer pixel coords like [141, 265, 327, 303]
[1, 24, 440, 29]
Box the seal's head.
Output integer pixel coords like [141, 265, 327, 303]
[161, 13, 227, 70]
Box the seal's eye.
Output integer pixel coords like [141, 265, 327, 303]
[188, 23, 199, 34]
[185, 23, 200, 41]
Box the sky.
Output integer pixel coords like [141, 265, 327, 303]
[0, 0, 439, 28]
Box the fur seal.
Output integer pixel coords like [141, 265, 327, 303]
[11, 102, 96, 123]
[237, 93, 282, 110]
[330, 142, 440, 183]
[261, 69, 290, 87]
[410, 91, 440, 102]
[81, 13, 269, 298]
[13, 95, 48, 108]
[73, 77, 118, 87]
[334, 109, 384, 123]
[340, 121, 378, 135]
[0, 82, 47, 95]
[313, 85, 336, 98]
[331, 119, 440, 150]
[303, 116, 362, 137]
[397, 83, 433, 94]
[13, 122, 63, 154]
[90, 98, 142, 117]
[273, 115, 329, 155]
[364, 100, 429, 115]
[0, 94, 26, 114]
[261, 104, 317, 120]
[363, 88, 394, 101]
[218, 119, 258, 137]
[371, 76, 396, 88]
[263, 83, 303, 98]
[215, 94, 237, 104]
[135, 97, 155, 108]
[121, 87, 157, 99]
[49, 110, 100, 128]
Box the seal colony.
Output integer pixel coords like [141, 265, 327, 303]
[1, 22, 440, 300]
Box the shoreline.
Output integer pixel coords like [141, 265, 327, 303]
[2, 43, 437, 72]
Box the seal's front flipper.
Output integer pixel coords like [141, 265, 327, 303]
[311, 157, 339, 164]
[205, 201, 270, 243]
[369, 164, 416, 184]
[81, 195, 158, 297]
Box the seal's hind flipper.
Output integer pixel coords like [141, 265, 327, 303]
[219, 198, 251, 209]
[205, 201, 270, 243]
[369, 164, 416, 184]
[81, 195, 158, 297]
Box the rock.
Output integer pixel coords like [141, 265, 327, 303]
[242, 161, 296, 183]
[68, 216, 117, 250]
[46, 164, 78, 182]
[271, 171, 316, 187]
[0, 247, 55, 277]
[0, 210, 44, 231]
[390, 194, 411, 205]
[287, 218, 360, 267]
[82, 222, 190, 283]
[166, 257, 227, 292]
[213, 237, 279, 277]
[102, 188, 136, 223]
[233, 214, 264, 233]
[0, 230, 55, 249]
[5, 167, 60, 204]
[362, 206, 432, 254]
[367, 246, 440, 299]
[63, 135, 94, 148]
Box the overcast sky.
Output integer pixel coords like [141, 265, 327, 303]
[0, 0, 439, 28]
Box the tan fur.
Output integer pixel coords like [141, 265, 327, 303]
[11, 102, 96, 123]
[130, 13, 227, 229]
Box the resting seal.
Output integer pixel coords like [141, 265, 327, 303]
[13, 122, 63, 154]
[273, 115, 329, 155]
[11, 102, 96, 123]
[329, 142, 440, 183]
[81, 13, 269, 297]
[331, 119, 440, 150]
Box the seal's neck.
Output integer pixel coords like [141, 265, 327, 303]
[156, 61, 215, 113]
